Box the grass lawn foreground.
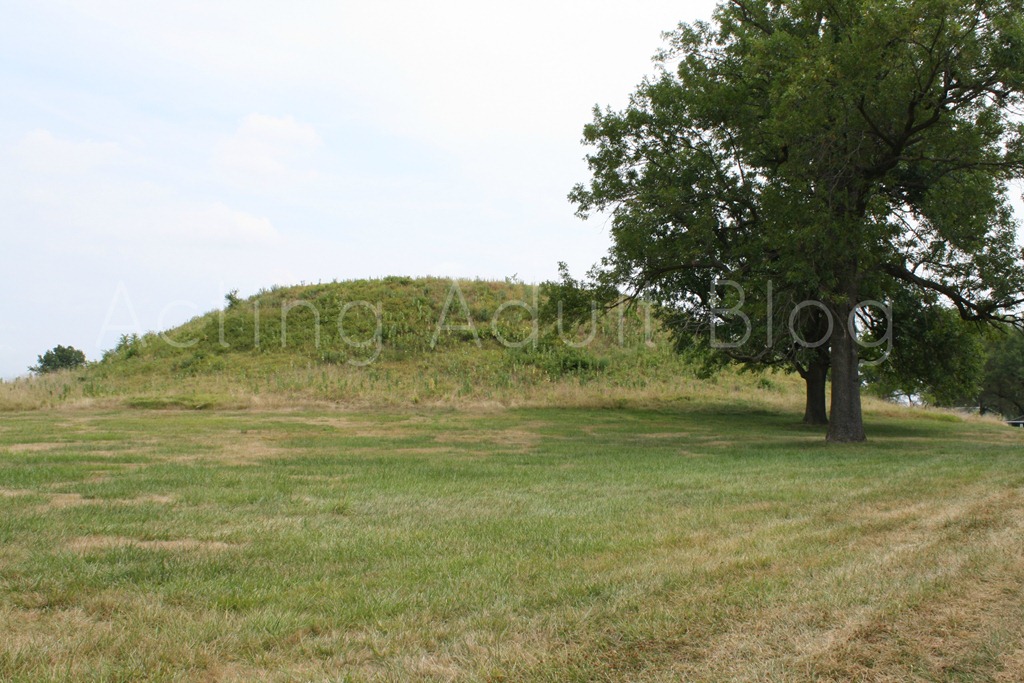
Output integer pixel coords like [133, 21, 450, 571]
[1, 405, 1023, 681]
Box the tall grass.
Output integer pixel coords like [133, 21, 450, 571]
[3, 277, 696, 411]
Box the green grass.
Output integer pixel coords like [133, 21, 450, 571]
[2, 405, 1023, 681]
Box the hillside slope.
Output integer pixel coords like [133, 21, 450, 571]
[5, 277, 801, 411]
[99, 276, 656, 368]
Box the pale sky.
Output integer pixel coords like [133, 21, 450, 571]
[0, 1, 719, 378]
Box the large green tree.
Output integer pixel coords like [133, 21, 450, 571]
[571, 0, 1024, 441]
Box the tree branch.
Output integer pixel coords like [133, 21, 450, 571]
[882, 261, 1024, 324]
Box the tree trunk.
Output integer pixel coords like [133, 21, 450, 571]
[802, 356, 829, 426]
[827, 302, 866, 442]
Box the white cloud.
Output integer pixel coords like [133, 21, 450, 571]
[55, 1, 710, 143]
[212, 114, 322, 190]
[162, 202, 281, 248]
[238, 114, 320, 148]
[12, 129, 128, 173]
[7, 129, 280, 249]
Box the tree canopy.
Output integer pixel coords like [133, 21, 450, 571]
[30, 345, 87, 374]
[571, 0, 1024, 441]
[978, 328, 1024, 417]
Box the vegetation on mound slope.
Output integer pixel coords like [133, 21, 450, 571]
[5, 277, 755, 411]
[4, 277, 995, 423]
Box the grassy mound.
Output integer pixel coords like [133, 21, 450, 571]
[5, 277, 797, 411]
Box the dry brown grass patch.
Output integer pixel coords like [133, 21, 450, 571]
[800, 494, 1024, 681]
[34, 493, 175, 512]
[303, 416, 404, 438]
[4, 442, 67, 453]
[996, 644, 1024, 683]
[212, 438, 288, 465]
[434, 421, 547, 451]
[66, 536, 236, 553]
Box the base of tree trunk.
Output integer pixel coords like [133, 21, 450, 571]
[825, 425, 866, 443]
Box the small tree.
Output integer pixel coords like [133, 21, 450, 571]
[30, 345, 87, 374]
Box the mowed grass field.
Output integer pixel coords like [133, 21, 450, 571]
[1, 405, 1023, 682]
